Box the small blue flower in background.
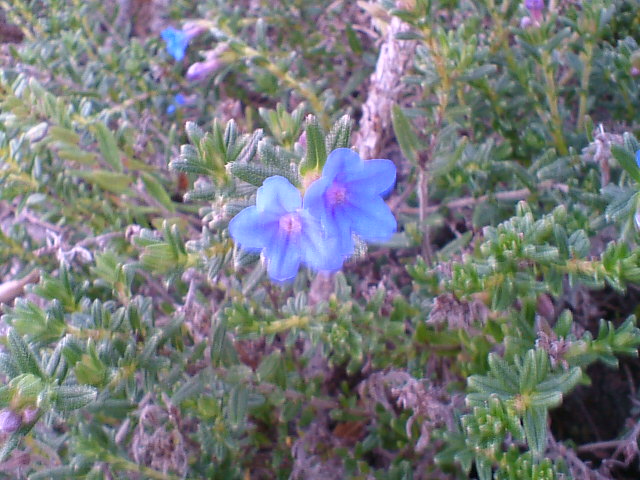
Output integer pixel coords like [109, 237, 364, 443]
[166, 93, 186, 114]
[304, 148, 397, 259]
[636, 149, 640, 168]
[161, 27, 189, 61]
[229, 176, 340, 282]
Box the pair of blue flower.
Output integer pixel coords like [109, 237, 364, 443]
[229, 148, 397, 282]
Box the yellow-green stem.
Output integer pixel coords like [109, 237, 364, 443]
[540, 51, 569, 155]
[102, 453, 182, 480]
[577, 41, 594, 132]
[263, 315, 310, 334]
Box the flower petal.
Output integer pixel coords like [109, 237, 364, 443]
[342, 196, 396, 243]
[298, 211, 344, 271]
[264, 232, 302, 282]
[303, 176, 331, 215]
[322, 148, 362, 183]
[257, 176, 302, 215]
[304, 178, 354, 258]
[326, 208, 355, 257]
[161, 27, 189, 61]
[345, 159, 396, 197]
[228, 206, 279, 251]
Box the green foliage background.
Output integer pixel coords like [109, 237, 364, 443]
[2, 0, 640, 478]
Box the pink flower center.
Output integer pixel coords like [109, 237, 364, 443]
[279, 213, 302, 234]
[326, 183, 347, 206]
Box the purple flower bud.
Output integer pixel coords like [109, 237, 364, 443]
[525, 0, 544, 11]
[182, 22, 207, 40]
[185, 44, 227, 82]
[297, 131, 307, 151]
[632, 66, 640, 77]
[520, 16, 533, 29]
[0, 409, 21, 434]
[186, 59, 222, 82]
[21, 407, 39, 424]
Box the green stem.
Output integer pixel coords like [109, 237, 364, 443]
[102, 453, 182, 480]
[577, 41, 594, 132]
[263, 315, 310, 334]
[540, 51, 568, 155]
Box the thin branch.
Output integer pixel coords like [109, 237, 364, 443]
[399, 181, 569, 215]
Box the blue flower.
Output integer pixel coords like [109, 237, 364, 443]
[229, 176, 340, 282]
[304, 148, 397, 258]
[636, 149, 640, 168]
[166, 93, 186, 114]
[161, 27, 189, 61]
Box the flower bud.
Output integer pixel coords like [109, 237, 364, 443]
[186, 59, 222, 81]
[631, 51, 640, 78]
[21, 407, 39, 424]
[296, 131, 307, 151]
[524, 0, 543, 22]
[0, 409, 21, 434]
[524, 0, 544, 10]
[520, 16, 533, 29]
[182, 21, 208, 40]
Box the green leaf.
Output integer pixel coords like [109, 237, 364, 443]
[228, 385, 248, 430]
[467, 375, 513, 398]
[68, 169, 132, 194]
[211, 316, 229, 367]
[0, 433, 20, 462]
[611, 144, 640, 184]
[325, 115, 352, 152]
[523, 406, 547, 456]
[257, 351, 285, 387]
[141, 172, 174, 212]
[300, 116, 326, 175]
[536, 367, 581, 395]
[391, 105, 421, 164]
[171, 373, 206, 405]
[54, 385, 97, 412]
[8, 330, 43, 378]
[528, 391, 562, 409]
[185, 121, 205, 146]
[92, 123, 123, 172]
[459, 64, 497, 82]
[57, 147, 97, 164]
[487, 353, 518, 392]
[623, 132, 640, 155]
[227, 162, 298, 187]
[48, 125, 80, 145]
[475, 457, 492, 480]
[519, 350, 549, 394]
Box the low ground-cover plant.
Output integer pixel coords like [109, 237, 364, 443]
[3, 0, 640, 478]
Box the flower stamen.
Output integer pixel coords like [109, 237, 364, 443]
[279, 213, 302, 234]
[326, 183, 347, 207]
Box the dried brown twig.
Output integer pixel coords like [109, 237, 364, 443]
[0, 270, 40, 307]
[354, 1, 417, 160]
[399, 180, 569, 215]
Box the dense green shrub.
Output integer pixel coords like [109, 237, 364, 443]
[3, 0, 640, 478]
